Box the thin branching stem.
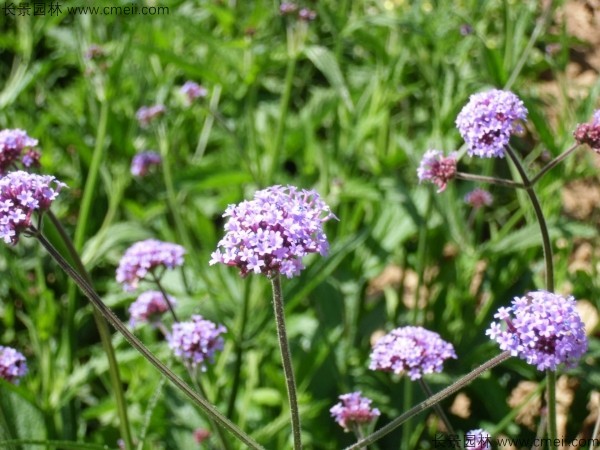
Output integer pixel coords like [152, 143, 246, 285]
[344, 352, 511, 450]
[455, 171, 526, 189]
[34, 229, 265, 450]
[530, 143, 580, 186]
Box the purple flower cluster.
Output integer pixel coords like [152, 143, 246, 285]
[0, 346, 28, 384]
[464, 188, 493, 209]
[0, 171, 66, 245]
[574, 114, 600, 152]
[456, 89, 528, 158]
[330, 391, 380, 431]
[116, 239, 186, 291]
[130, 151, 162, 177]
[129, 290, 177, 327]
[486, 290, 587, 371]
[0, 129, 40, 174]
[369, 326, 457, 380]
[136, 104, 166, 127]
[465, 429, 492, 450]
[168, 315, 226, 370]
[210, 185, 335, 278]
[417, 150, 458, 193]
[180, 81, 207, 104]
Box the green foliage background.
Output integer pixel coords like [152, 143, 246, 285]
[0, 0, 599, 448]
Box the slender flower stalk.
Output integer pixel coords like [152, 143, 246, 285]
[150, 272, 180, 323]
[417, 379, 456, 437]
[344, 352, 511, 450]
[529, 143, 580, 185]
[271, 275, 302, 449]
[455, 171, 526, 189]
[33, 229, 265, 450]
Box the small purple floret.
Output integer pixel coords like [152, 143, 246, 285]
[129, 290, 177, 327]
[369, 326, 457, 380]
[0, 129, 39, 174]
[486, 290, 587, 371]
[465, 429, 492, 450]
[417, 150, 457, 193]
[168, 315, 226, 370]
[456, 89, 528, 158]
[131, 151, 162, 177]
[330, 391, 380, 432]
[210, 185, 335, 278]
[116, 239, 186, 291]
[0, 171, 66, 245]
[180, 81, 207, 104]
[136, 104, 166, 127]
[0, 346, 28, 384]
[464, 188, 493, 209]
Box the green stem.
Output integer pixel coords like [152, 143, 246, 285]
[546, 371, 557, 446]
[344, 352, 511, 450]
[271, 275, 302, 450]
[504, 146, 554, 292]
[268, 55, 297, 185]
[401, 378, 413, 450]
[529, 143, 580, 186]
[227, 279, 251, 418]
[34, 230, 265, 450]
[417, 379, 455, 437]
[504, 145, 557, 443]
[504, 0, 554, 91]
[412, 190, 433, 325]
[455, 172, 526, 189]
[150, 272, 179, 323]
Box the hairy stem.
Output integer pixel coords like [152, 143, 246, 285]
[344, 352, 511, 450]
[34, 230, 264, 450]
[271, 275, 302, 449]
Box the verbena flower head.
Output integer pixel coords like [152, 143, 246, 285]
[464, 188, 493, 209]
[116, 239, 186, 291]
[0, 171, 66, 245]
[168, 315, 226, 370]
[574, 112, 600, 152]
[0, 346, 28, 384]
[486, 290, 588, 371]
[330, 391, 380, 432]
[298, 8, 317, 21]
[369, 326, 457, 380]
[209, 185, 336, 278]
[465, 429, 492, 450]
[456, 89, 528, 158]
[180, 81, 207, 104]
[0, 129, 39, 174]
[279, 2, 298, 15]
[136, 104, 166, 127]
[130, 151, 162, 177]
[417, 150, 457, 193]
[129, 290, 176, 327]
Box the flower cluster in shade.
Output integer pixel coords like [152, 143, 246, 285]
[330, 391, 380, 432]
[456, 89, 528, 158]
[168, 315, 226, 370]
[116, 239, 186, 291]
[465, 429, 492, 450]
[0, 346, 28, 384]
[136, 104, 166, 127]
[486, 290, 587, 371]
[131, 151, 162, 177]
[129, 290, 177, 327]
[210, 185, 335, 278]
[574, 109, 600, 152]
[0, 171, 66, 245]
[180, 81, 207, 104]
[464, 188, 493, 209]
[369, 326, 457, 380]
[0, 129, 40, 174]
[417, 150, 458, 193]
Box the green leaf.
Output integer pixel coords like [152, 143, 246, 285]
[0, 382, 47, 449]
[304, 46, 354, 112]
